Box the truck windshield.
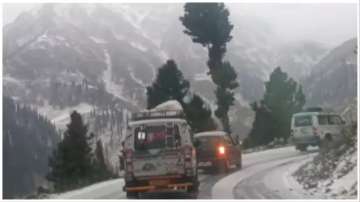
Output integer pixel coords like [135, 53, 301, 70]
[134, 124, 181, 151]
[294, 115, 312, 127]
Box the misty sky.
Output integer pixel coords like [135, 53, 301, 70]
[3, 3, 357, 47]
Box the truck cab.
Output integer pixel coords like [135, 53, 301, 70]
[122, 101, 199, 198]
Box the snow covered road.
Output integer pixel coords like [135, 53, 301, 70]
[52, 146, 318, 199]
[213, 146, 319, 199]
[51, 178, 126, 199]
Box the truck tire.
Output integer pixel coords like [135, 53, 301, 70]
[296, 144, 307, 152]
[126, 191, 139, 199]
[217, 159, 229, 173]
[320, 134, 333, 151]
[236, 158, 242, 169]
[187, 176, 199, 199]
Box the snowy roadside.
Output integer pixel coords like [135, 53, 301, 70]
[293, 142, 358, 199]
[212, 146, 317, 199]
[242, 138, 291, 154]
[262, 153, 326, 199]
[48, 178, 125, 199]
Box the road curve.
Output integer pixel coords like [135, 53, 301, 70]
[51, 146, 318, 199]
[212, 146, 318, 199]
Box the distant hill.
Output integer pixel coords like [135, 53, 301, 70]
[303, 38, 357, 109]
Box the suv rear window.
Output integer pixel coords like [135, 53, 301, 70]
[197, 136, 225, 146]
[134, 125, 181, 151]
[294, 115, 312, 127]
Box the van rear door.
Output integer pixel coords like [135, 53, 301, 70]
[132, 124, 185, 178]
[293, 115, 314, 138]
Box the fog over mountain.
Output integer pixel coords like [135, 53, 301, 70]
[4, 3, 357, 46]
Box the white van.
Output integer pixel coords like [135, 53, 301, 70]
[290, 110, 346, 151]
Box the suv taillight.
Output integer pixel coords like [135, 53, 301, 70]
[183, 146, 194, 176]
[313, 127, 318, 136]
[218, 145, 226, 155]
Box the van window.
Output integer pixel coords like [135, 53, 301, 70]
[196, 136, 223, 147]
[294, 115, 312, 127]
[318, 115, 328, 125]
[134, 124, 181, 151]
[318, 115, 342, 125]
[329, 115, 342, 125]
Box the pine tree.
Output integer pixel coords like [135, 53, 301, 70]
[147, 60, 190, 109]
[147, 60, 215, 132]
[95, 140, 106, 169]
[180, 3, 238, 132]
[47, 111, 94, 192]
[263, 67, 305, 140]
[183, 94, 216, 133]
[246, 67, 305, 147]
[93, 139, 112, 180]
[244, 102, 274, 148]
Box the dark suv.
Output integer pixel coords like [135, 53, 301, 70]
[194, 131, 242, 173]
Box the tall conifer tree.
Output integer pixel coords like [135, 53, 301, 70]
[180, 3, 238, 132]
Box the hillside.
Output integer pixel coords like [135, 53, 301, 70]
[3, 97, 59, 198]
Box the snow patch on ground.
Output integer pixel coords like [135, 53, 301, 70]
[130, 41, 147, 52]
[293, 142, 358, 199]
[3, 75, 24, 87]
[102, 49, 131, 103]
[37, 102, 93, 130]
[49, 178, 125, 199]
[127, 66, 146, 87]
[89, 36, 107, 44]
[194, 72, 211, 81]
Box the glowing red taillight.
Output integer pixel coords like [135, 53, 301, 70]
[183, 145, 194, 176]
[218, 145, 226, 155]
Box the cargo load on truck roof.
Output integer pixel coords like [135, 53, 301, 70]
[131, 100, 185, 121]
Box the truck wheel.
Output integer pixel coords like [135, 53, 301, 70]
[236, 158, 242, 169]
[296, 144, 307, 152]
[320, 134, 333, 151]
[126, 191, 139, 199]
[187, 175, 199, 198]
[217, 160, 229, 173]
[188, 190, 198, 199]
[187, 186, 199, 199]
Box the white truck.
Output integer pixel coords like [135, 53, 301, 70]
[121, 101, 199, 198]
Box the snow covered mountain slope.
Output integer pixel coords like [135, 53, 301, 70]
[303, 38, 357, 108]
[3, 3, 329, 111]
